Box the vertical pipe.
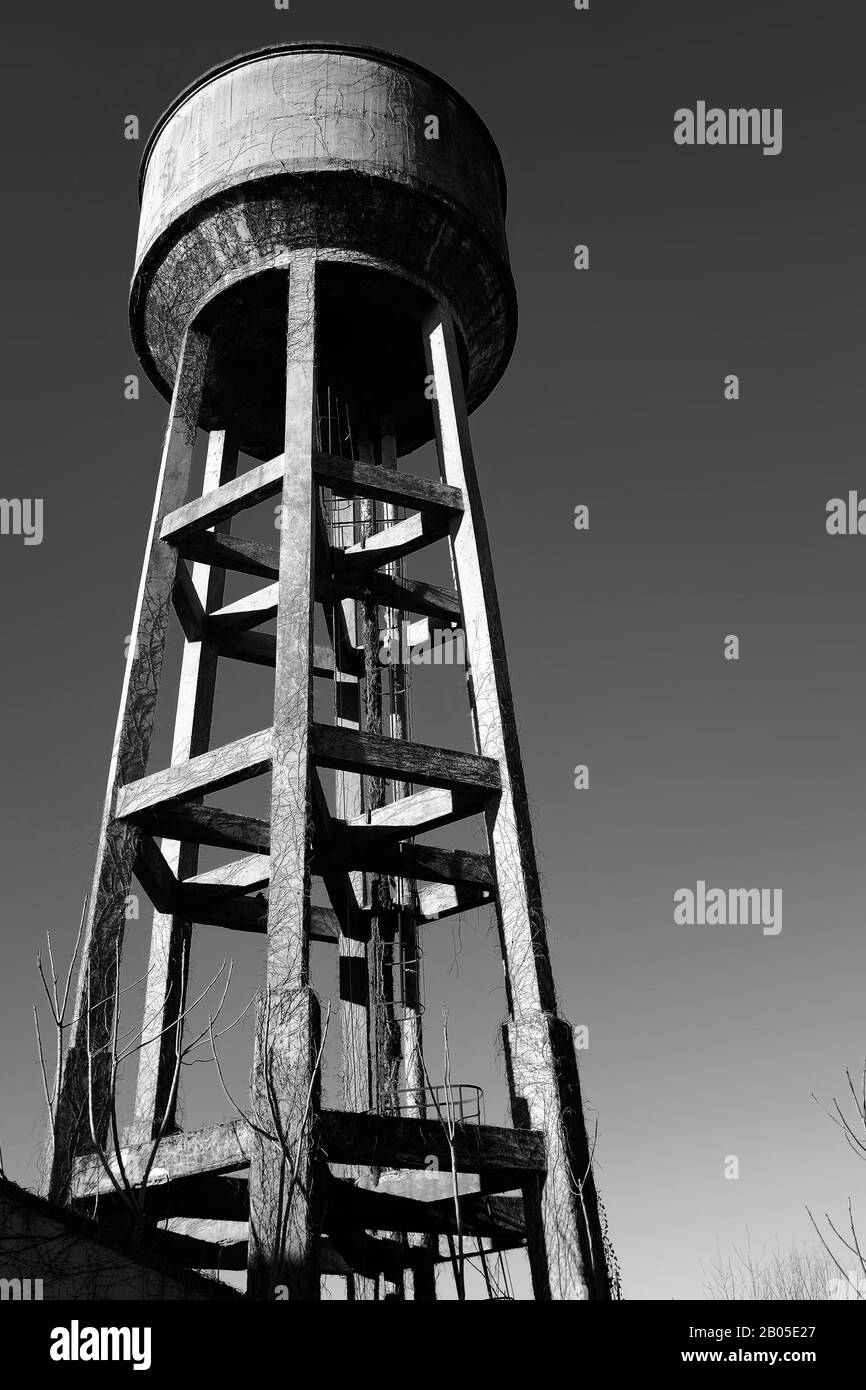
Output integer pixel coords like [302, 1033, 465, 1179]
[380, 414, 436, 1298]
[331, 441, 377, 1300]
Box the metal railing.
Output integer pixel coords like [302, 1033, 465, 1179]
[382, 1082, 484, 1125]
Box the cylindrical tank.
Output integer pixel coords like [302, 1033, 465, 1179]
[131, 44, 517, 455]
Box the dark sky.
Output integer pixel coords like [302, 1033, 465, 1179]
[1, 0, 865, 1299]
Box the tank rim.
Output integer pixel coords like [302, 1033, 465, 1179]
[138, 41, 508, 213]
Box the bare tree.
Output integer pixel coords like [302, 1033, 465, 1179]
[807, 1061, 866, 1300]
[33, 899, 87, 1154]
[705, 1237, 839, 1300]
[707, 1062, 866, 1302]
[34, 910, 248, 1231]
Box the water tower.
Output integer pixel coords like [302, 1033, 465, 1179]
[46, 43, 611, 1301]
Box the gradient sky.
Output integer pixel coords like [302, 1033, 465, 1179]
[1, 0, 864, 1300]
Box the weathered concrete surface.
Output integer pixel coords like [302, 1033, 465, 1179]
[0, 1179, 240, 1300]
[131, 45, 516, 434]
[137, 46, 507, 266]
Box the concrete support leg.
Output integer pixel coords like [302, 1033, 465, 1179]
[247, 252, 320, 1299]
[424, 302, 610, 1301]
[503, 1012, 608, 1300]
[131, 429, 239, 1143]
[45, 327, 209, 1202]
